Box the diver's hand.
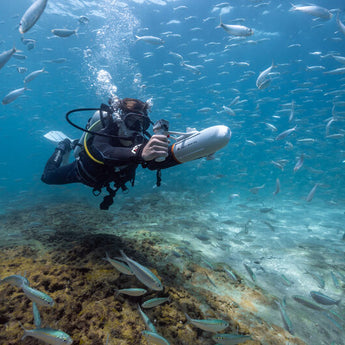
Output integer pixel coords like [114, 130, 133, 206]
[141, 135, 169, 162]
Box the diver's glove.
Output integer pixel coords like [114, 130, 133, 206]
[56, 139, 72, 154]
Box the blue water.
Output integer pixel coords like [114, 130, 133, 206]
[1, 0, 345, 344]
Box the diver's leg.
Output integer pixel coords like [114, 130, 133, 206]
[41, 140, 80, 185]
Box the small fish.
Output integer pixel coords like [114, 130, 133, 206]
[222, 105, 235, 116]
[275, 300, 294, 335]
[306, 183, 319, 202]
[32, 302, 41, 328]
[273, 178, 280, 195]
[249, 184, 265, 194]
[0, 46, 17, 70]
[310, 291, 341, 306]
[0, 274, 29, 287]
[52, 28, 78, 37]
[19, 0, 48, 34]
[212, 333, 252, 344]
[138, 304, 156, 332]
[103, 252, 133, 275]
[119, 250, 163, 291]
[333, 55, 345, 64]
[135, 35, 164, 45]
[223, 266, 237, 282]
[142, 330, 170, 345]
[290, 4, 332, 20]
[181, 61, 201, 75]
[21, 326, 73, 345]
[185, 313, 229, 332]
[24, 68, 46, 84]
[243, 263, 256, 283]
[2, 87, 27, 105]
[324, 67, 345, 75]
[294, 154, 304, 173]
[13, 53, 27, 60]
[78, 16, 89, 24]
[141, 297, 170, 309]
[219, 18, 253, 37]
[289, 100, 295, 122]
[21, 284, 55, 307]
[292, 295, 326, 311]
[256, 62, 275, 89]
[275, 126, 297, 141]
[17, 67, 28, 73]
[114, 288, 147, 297]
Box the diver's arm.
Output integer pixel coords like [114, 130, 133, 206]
[143, 147, 180, 170]
[141, 135, 180, 170]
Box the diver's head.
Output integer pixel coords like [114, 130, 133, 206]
[111, 98, 152, 145]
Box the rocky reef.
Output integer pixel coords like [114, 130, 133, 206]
[0, 202, 306, 344]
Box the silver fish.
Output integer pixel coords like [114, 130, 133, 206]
[32, 302, 41, 328]
[324, 67, 345, 75]
[0, 47, 16, 70]
[137, 304, 156, 332]
[21, 284, 55, 307]
[141, 296, 170, 309]
[306, 183, 319, 202]
[135, 35, 164, 45]
[2, 87, 27, 105]
[22, 327, 73, 345]
[24, 68, 46, 83]
[292, 295, 326, 311]
[337, 13, 345, 37]
[219, 19, 253, 37]
[114, 288, 147, 297]
[19, 0, 48, 34]
[290, 5, 332, 20]
[273, 178, 280, 195]
[0, 274, 29, 287]
[294, 154, 304, 173]
[310, 291, 341, 306]
[256, 62, 275, 89]
[212, 333, 252, 344]
[103, 252, 133, 275]
[275, 126, 297, 141]
[185, 313, 229, 332]
[119, 250, 163, 291]
[142, 330, 170, 345]
[52, 28, 78, 37]
[275, 300, 294, 335]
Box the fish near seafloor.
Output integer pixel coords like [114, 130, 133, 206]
[142, 330, 170, 345]
[185, 313, 229, 332]
[19, 0, 48, 34]
[21, 327, 73, 345]
[212, 333, 252, 345]
[119, 250, 163, 291]
[0, 47, 16, 71]
[21, 283, 55, 307]
[310, 291, 341, 306]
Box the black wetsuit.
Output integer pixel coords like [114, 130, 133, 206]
[41, 121, 179, 208]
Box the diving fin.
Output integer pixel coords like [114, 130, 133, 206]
[43, 131, 71, 143]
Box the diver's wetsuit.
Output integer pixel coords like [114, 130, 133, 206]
[41, 123, 179, 191]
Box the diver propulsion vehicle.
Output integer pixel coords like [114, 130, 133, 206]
[168, 125, 231, 163]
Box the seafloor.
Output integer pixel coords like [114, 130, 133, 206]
[0, 189, 342, 345]
[0, 197, 309, 345]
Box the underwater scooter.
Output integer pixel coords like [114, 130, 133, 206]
[43, 106, 232, 164]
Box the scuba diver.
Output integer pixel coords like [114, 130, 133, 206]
[42, 97, 231, 210]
